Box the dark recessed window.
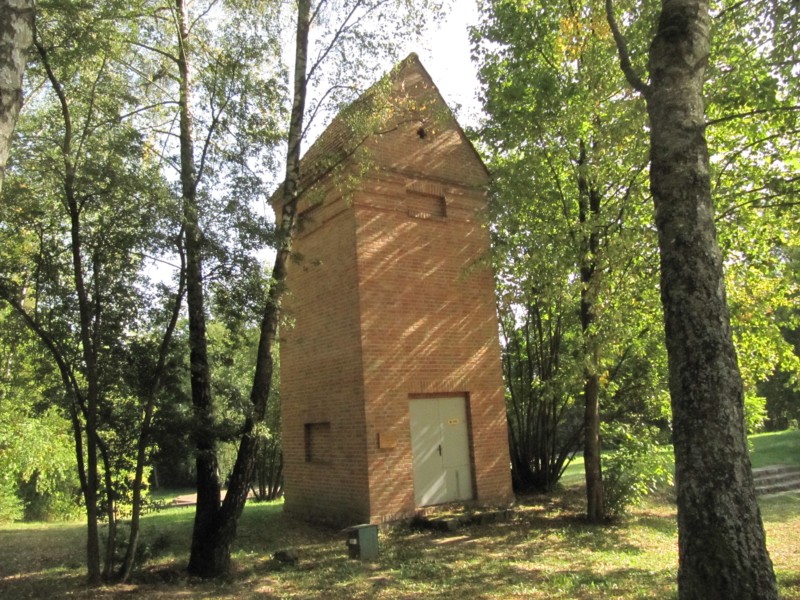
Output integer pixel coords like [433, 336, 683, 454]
[304, 422, 332, 463]
[406, 190, 446, 220]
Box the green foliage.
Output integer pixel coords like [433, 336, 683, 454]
[0, 309, 80, 522]
[501, 298, 583, 491]
[602, 423, 674, 518]
[475, 0, 799, 485]
[0, 406, 80, 522]
[758, 302, 800, 431]
[474, 0, 670, 501]
[744, 393, 769, 434]
[0, 480, 23, 524]
[701, 0, 800, 404]
[761, 370, 800, 432]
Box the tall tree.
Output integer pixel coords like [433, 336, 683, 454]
[116, 0, 283, 576]
[173, 0, 223, 574]
[0, 0, 185, 582]
[606, 0, 782, 595]
[185, 0, 445, 576]
[0, 0, 33, 192]
[187, 1, 310, 575]
[475, 0, 665, 520]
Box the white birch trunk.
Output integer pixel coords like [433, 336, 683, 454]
[0, 0, 34, 192]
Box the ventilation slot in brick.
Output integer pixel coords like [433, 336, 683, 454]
[406, 184, 447, 220]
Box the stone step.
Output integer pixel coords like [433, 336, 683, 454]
[411, 508, 512, 532]
[753, 464, 799, 477]
[754, 472, 800, 486]
[757, 479, 800, 496]
[753, 465, 800, 497]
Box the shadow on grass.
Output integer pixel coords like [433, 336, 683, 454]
[0, 568, 87, 600]
[0, 525, 86, 572]
[15, 488, 797, 600]
[0, 489, 682, 599]
[776, 572, 800, 600]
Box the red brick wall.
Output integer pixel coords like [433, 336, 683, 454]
[278, 56, 513, 525]
[353, 172, 514, 522]
[280, 197, 372, 523]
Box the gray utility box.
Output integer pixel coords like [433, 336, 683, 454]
[346, 524, 379, 560]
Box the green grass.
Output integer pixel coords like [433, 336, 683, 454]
[750, 429, 800, 468]
[560, 428, 800, 483]
[561, 454, 585, 487]
[3, 491, 798, 599]
[1, 430, 798, 599]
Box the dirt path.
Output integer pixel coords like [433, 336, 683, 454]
[171, 490, 255, 507]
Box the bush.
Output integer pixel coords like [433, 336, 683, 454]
[744, 393, 768, 434]
[19, 473, 82, 522]
[0, 407, 81, 522]
[603, 424, 673, 518]
[0, 479, 24, 523]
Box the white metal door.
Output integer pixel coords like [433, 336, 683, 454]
[409, 397, 473, 506]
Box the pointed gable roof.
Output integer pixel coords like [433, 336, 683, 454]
[289, 53, 490, 202]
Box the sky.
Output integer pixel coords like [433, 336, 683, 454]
[152, 2, 488, 280]
[414, 2, 483, 128]
[272, 1, 484, 190]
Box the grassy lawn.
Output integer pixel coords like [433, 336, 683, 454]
[751, 429, 800, 469]
[0, 430, 798, 599]
[560, 428, 800, 483]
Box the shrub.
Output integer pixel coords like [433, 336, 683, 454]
[0, 479, 24, 523]
[603, 423, 673, 518]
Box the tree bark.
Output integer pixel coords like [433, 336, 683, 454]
[578, 140, 605, 523]
[118, 248, 186, 582]
[35, 35, 104, 584]
[646, 0, 778, 597]
[0, 0, 33, 193]
[176, 0, 224, 577]
[185, 0, 311, 577]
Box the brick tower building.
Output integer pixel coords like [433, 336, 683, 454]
[273, 54, 513, 525]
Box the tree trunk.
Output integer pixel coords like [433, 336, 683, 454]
[36, 34, 104, 583]
[582, 369, 603, 521]
[67, 135, 102, 588]
[185, 0, 311, 577]
[0, 0, 33, 192]
[176, 0, 223, 577]
[118, 256, 185, 583]
[578, 139, 605, 523]
[646, 0, 778, 597]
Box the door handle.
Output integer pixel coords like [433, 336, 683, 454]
[438, 444, 442, 456]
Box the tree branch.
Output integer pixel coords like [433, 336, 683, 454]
[302, 84, 358, 140]
[706, 105, 800, 127]
[127, 40, 178, 63]
[117, 101, 181, 123]
[306, 0, 367, 83]
[605, 0, 651, 97]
